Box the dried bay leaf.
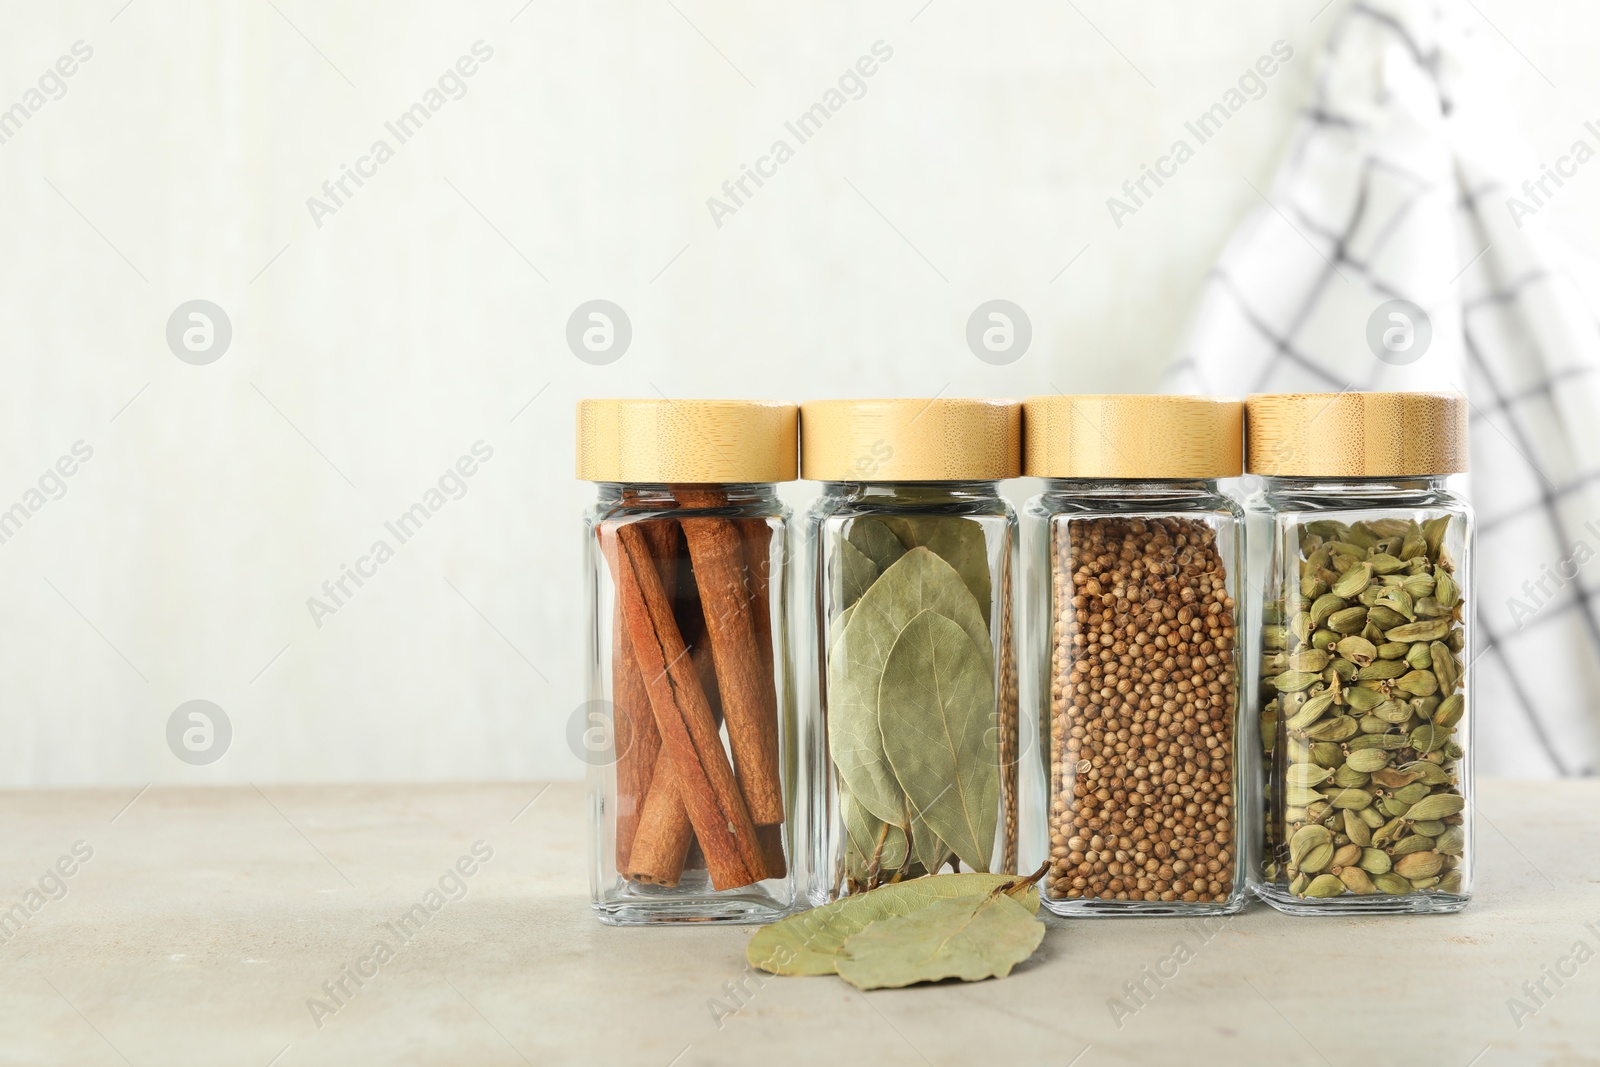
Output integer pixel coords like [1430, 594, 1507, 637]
[827, 548, 990, 825]
[847, 517, 907, 573]
[835, 891, 1045, 990]
[832, 604, 857, 655]
[877, 515, 994, 626]
[839, 540, 878, 611]
[879, 610, 999, 872]
[842, 792, 907, 884]
[746, 872, 1039, 976]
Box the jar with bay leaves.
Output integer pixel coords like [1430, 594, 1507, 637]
[1247, 392, 1473, 915]
[801, 399, 1023, 900]
[579, 399, 799, 925]
[1024, 395, 1248, 916]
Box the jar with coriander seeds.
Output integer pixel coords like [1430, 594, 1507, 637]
[1247, 391, 1472, 915]
[579, 399, 799, 925]
[1023, 395, 1248, 916]
[801, 399, 1023, 902]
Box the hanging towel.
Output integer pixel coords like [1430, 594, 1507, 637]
[1168, 0, 1600, 775]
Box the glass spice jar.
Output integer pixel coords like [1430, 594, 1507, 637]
[801, 399, 1022, 901]
[1246, 392, 1473, 915]
[1023, 396, 1248, 916]
[579, 399, 799, 925]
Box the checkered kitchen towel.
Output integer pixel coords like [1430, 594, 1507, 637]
[1166, 0, 1600, 775]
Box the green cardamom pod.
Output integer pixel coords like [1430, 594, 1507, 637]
[1336, 635, 1377, 665]
[1403, 792, 1465, 821]
[1357, 660, 1410, 681]
[1368, 552, 1407, 574]
[1434, 566, 1459, 608]
[1408, 724, 1450, 753]
[1309, 593, 1348, 628]
[1304, 874, 1347, 898]
[1289, 648, 1330, 673]
[1328, 607, 1369, 634]
[1272, 670, 1321, 693]
[1390, 834, 1436, 856]
[1429, 643, 1459, 693]
[1333, 765, 1370, 788]
[1358, 848, 1392, 874]
[1330, 843, 1362, 869]
[1343, 809, 1372, 846]
[1345, 749, 1391, 773]
[1399, 761, 1453, 786]
[1369, 767, 1417, 789]
[1410, 820, 1447, 837]
[1435, 826, 1465, 855]
[1374, 872, 1413, 895]
[1401, 574, 1435, 599]
[1298, 842, 1335, 873]
[1385, 618, 1451, 643]
[1286, 691, 1337, 730]
[1339, 866, 1378, 894]
[1310, 742, 1346, 768]
[1376, 641, 1410, 660]
[1310, 628, 1341, 650]
[1367, 605, 1410, 630]
[1422, 516, 1450, 556]
[1379, 796, 1412, 818]
[1304, 716, 1359, 742]
[1286, 763, 1335, 787]
[1327, 788, 1374, 810]
[1393, 851, 1444, 879]
[1393, 783, 1432, 805]
[1405, 642, 1433, 670]
[1396, 670, 1440, 696]
[1343, 688, 1382, 712]
[1288, 824, 1333, 865]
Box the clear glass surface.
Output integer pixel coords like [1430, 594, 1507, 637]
[585, 483, 797, 925]
[1026, 479, 1248, 917]
[1246, 476, 1473, 915]
[804, 481, 1021, 902]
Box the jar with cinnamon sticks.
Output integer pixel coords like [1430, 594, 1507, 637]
[801, 399, 1024, 900]
[1023, 395, 1248, 917]
[580, 399, 799, 925]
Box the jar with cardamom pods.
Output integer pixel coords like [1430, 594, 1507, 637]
[801, 399, 1023, 901]
[1023, 395, 1248, 916]
[1247, 391, 1472, 914]
[579, 399, 799, 925]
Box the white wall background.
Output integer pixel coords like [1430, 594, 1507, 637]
[2, 0, 1593, 786]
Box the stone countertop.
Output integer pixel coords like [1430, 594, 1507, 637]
[0, 780, 1593, 1066]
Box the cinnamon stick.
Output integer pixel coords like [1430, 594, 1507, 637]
[679, 516, 784, 826]
[622, 762, 696, 886]
[604, 520, 677, 870]
[622, 573, 725, 887]
[616, 522, 767, 889]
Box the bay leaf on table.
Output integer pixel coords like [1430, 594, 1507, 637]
[877, 515, 994, 626]
[839, 540, 879, 611]
[847, 517, 908, 573]
[746, 872, 1039, 977]
[842, 791, 907, 884]
[827, 548, 990, 825]
[834, 891, 1045, 991]
[879, 610, 998, 873]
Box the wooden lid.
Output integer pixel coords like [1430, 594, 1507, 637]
[1022, 395, 1243, 478]
[576, 399, 798, 482]
[800, 398, 1021, 481]
[1245, 392, 1468, 476]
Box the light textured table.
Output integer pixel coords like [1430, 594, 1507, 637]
[0, 781, 1592, 1066]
